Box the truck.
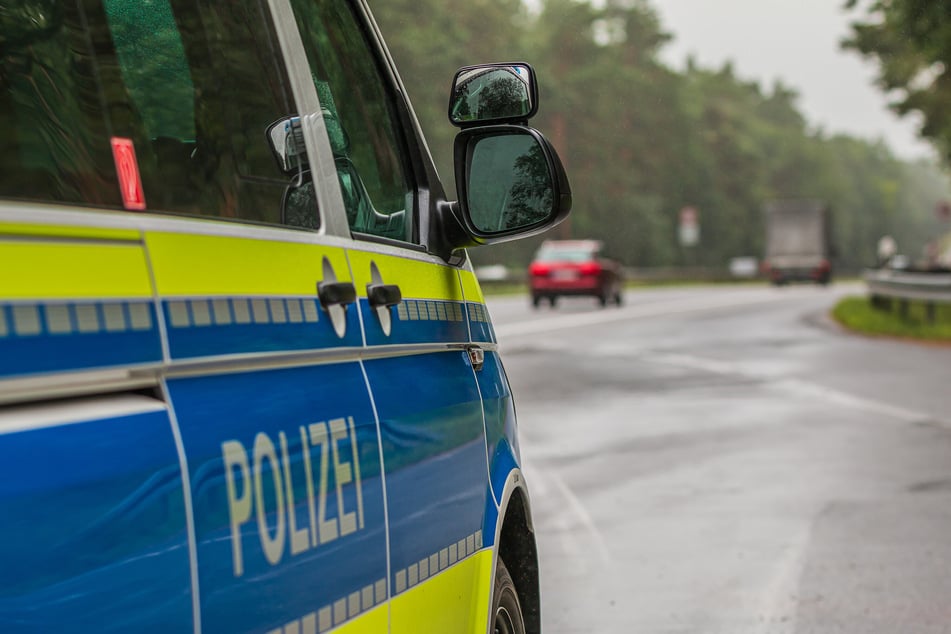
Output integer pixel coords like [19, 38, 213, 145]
[762, 199, 833, 285]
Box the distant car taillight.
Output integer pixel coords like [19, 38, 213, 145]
[578, 261, 602, 276]
[529, 262, 551, 277]
[818, 259, 831, 272]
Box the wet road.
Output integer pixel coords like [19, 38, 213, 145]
[488, 284, 951, 634]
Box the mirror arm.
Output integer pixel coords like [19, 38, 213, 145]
[429, 200, 480, 262]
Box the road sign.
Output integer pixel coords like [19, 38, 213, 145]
[679, 206, 699, 247]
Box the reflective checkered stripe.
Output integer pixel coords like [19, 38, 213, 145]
[0, 225, 162, 378]
[392, 530, 483, 595]
[466, 301, 496, 344]
[0, 300, 161, 378]
[145, 232, 363, 358]
[347, 249, 471, 347]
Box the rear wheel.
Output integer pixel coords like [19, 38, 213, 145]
[492, 557, 525, 634]
[531, 294, 541, 309]
[548, 295, 558, 308]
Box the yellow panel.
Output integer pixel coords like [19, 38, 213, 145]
[146, 232, 351, 296]
[347, 250, 465, 302]
[458, 269, 485, 305]
[0, 221, 141, 242]
[0, 241, 153, 299]
[390, 550, 493, 634]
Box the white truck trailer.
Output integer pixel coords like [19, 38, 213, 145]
[763, 199, 833, 285]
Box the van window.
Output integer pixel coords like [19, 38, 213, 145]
[0, 0, 310, 228]
[288, 0, 412, 242]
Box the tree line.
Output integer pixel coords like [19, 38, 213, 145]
[372, 0, 951, 270]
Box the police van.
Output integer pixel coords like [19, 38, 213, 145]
[0, 1, 570, 633]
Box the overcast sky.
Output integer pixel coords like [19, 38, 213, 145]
[648, 0, 935, 160]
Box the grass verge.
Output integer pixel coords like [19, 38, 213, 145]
[832, 296, 951, 342]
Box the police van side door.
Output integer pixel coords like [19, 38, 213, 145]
[0, 222, 192, 633]
[282, 2, 496, 630]
[86, 0, 389, 631]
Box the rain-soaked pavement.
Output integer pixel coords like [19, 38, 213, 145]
[489, 283, 951, 634]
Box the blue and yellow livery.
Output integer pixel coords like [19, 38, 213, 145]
[0, 0, 571, 632]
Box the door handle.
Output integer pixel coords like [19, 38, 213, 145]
[318, 281, 357, 309]
[367, 283, 402, 308]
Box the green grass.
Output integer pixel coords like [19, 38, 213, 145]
[832, 296, 951, 342]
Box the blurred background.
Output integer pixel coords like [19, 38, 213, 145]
[374, 3, 951, 632]
[372, 0, 951, 278]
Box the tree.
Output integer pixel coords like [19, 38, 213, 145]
[843, 0, 951, 159]
[372, 0, 951, 270]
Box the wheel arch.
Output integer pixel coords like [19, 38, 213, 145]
[489, 469, 540, 634]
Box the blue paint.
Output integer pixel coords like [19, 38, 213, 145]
[0, 303, 162, 378]
[475, 352, 519, 507]
[163, 299, 362, 360]
[361, 298, 470, 346]
[467, 303, 497, 344]
[0, 409, 192, 633]
[364, 352, 489, 582]
[167, 364, 387, 632]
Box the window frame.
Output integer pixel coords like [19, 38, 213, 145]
[269, 0, 452, 254]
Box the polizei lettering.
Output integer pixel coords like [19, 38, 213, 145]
[222, 417, 365, 577]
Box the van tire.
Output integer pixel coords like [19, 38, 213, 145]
[492, 557, 526, 634]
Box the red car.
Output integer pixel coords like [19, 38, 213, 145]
[528, 239, 624, 308]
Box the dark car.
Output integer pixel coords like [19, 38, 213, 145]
[528, 239, 624, 307]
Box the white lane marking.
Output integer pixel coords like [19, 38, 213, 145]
[545, 466, 612, 565]
[756, 525, 811, 634]
[0, 393, 166, 435]
[495, 292, 806, 339]
[646, 352, 938, 425]
[778, 378, 929, 423]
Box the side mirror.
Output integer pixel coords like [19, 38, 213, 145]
[452, 125, 570, 245]
[266, 116, 307, 175]
[449, 63, 538, 127]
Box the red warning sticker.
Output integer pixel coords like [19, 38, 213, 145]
[110, 137, 146, 210]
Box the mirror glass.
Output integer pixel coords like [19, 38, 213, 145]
[466, 133, 553, 234]
[266, 116, 306, 174]
[450, 64, 533, 125]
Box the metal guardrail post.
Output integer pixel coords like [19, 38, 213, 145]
[864, 268, 951, 325]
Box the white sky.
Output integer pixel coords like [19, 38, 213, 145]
[648, 0, 935, 160]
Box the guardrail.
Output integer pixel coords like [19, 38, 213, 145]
[865, 268, 951, 323]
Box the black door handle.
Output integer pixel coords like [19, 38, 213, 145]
[318, 281, 357, 309]
[367, 283, 402, 308]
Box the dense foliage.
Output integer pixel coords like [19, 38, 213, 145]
[844, 0, 951, 160]
[372, 0, 951, 270]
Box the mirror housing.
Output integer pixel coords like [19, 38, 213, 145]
[449, 63, 538, 127]
[445, 125, 570, 252]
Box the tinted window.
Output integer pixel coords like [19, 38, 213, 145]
[536, 249, 597, 263]
[288, 0, 412, 241]
[0, 0, 308, 227]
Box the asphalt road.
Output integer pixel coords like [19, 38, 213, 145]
[488, 283, 951, 634]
